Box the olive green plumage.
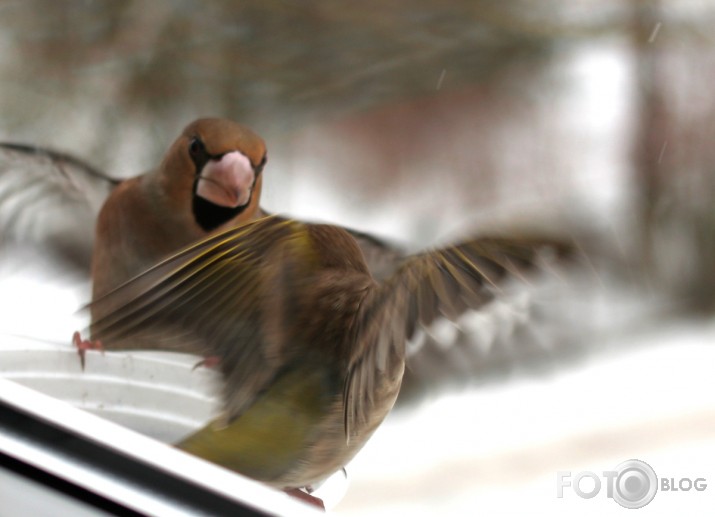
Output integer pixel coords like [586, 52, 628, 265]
[88, 215, 571, 488]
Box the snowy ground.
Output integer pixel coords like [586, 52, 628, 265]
[336, 320, 715, 516]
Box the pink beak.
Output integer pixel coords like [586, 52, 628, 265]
[196, 151, 255, 208]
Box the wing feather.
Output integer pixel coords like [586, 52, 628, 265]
[88, 216, 312, 419]
[342, 235, 573, 437]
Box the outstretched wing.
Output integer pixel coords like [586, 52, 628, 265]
[0, 143, 117, 273]
[343, 235, 574, 437]
[88, 216, 316, 421]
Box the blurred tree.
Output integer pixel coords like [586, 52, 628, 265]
[631, 0, 715, 311]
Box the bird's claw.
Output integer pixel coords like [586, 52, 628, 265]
[192, 355, 221, 371]
[72, 331, 104, 370]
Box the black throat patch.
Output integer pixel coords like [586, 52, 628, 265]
[192, 191, 249, 232]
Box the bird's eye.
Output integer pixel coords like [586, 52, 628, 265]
[189, 137, 205, 158]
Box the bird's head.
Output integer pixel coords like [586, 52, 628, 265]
[159, 117, 267, 233]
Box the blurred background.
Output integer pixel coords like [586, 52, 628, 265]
[1, 1, 714, 515]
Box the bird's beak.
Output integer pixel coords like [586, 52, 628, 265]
[196, 151, 255, 208]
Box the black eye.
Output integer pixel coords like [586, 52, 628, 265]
[189, 137, 205, 158]
[257, 153, 267, 171]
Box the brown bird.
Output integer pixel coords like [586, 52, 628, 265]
[79, 117, 404, 360]
[87, 214, 572, 494]
[66, 117, 573, 505]
[91, 117, 266, 298]
[81, 118, 267, 356]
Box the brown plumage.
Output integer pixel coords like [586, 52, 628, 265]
[87, 215, 572, 489]
[89, 118, 267, 353]
[92, 118, 266, 300]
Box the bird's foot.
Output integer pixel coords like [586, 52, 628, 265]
[192, 355, 221, 371]
[72, 331, 104, 370]
[284, 488, 325, 511]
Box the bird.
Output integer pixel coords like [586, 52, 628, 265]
[86, 214, 573, 494]
[76, 118, 268, 358]
[77, 117, 409, 360]
[91, 117, 267, 303]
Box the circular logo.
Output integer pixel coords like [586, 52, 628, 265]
[613, 459, 658, 509]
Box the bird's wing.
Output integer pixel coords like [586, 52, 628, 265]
[343, 235, 574, 435]
[0, 143, 118, 274]
[87, 215, 316, 420]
